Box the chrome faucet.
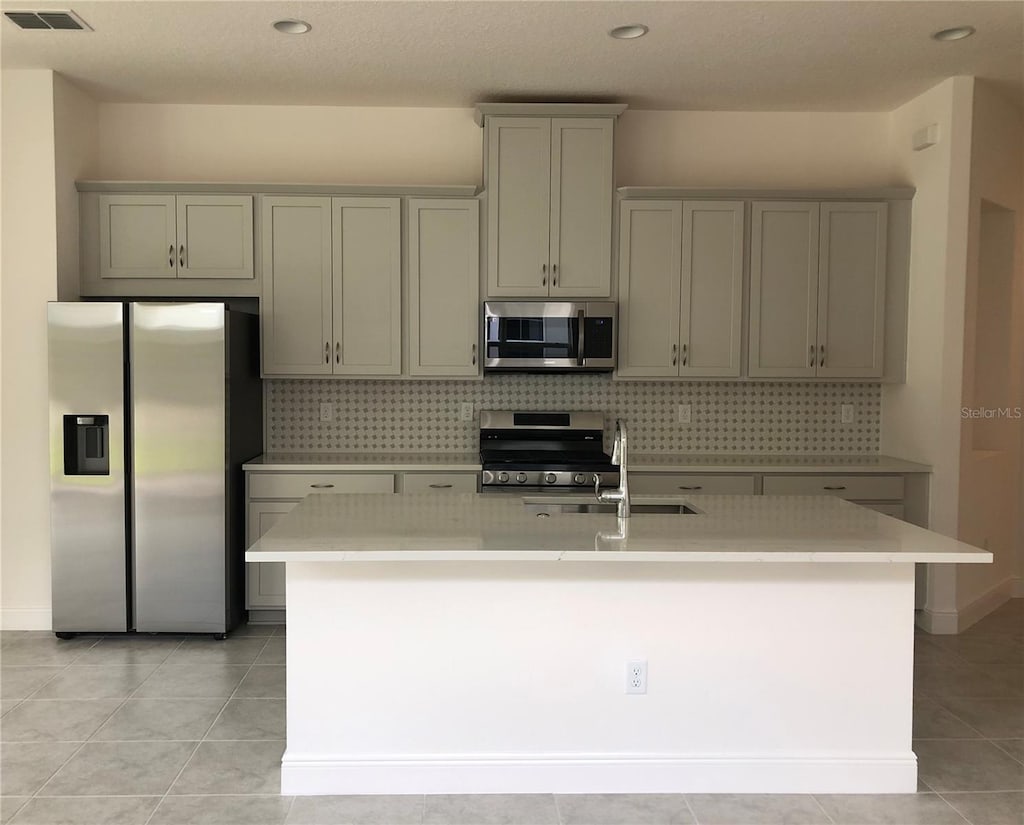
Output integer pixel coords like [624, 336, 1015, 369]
[595, 419, 630, 519]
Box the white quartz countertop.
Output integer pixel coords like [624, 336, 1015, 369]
[243, 453, 930, 474]
[246, 493, 986, 564]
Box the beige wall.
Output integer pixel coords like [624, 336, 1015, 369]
[1, 70, 61, 629]
[956, 80, 1024, 619]
[880, 76, 976, 633]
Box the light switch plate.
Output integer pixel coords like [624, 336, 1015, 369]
[460, 403, 475, 422]
[319, 403, 335, 423]
[840, 404, 855, 424]
[677, 404, 692, 425]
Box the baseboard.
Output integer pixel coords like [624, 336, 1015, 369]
[246, 609, 285, 625]
[916, 608, 959, 635]
[281, 752, 918, 795]
[1, 607, 52, 631]
[957, 578, 1015, 632]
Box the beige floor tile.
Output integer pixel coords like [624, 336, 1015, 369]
[256, 638, 287, 665]
[936, 696, 1024, 739]
[169, 740, 285, 795]
[0, 699, 121, 742]
[149, 795, 294, 825]
[235, 665, 286, 697]
[914, 697, 984, 739]
[8, 795, 159, 825]
[164, 638, 269, 665]
[40, 740, 197, 796]
[0, 742, 80, 795]
[73, 636, 184, 665]
[0, 666, 64, 700]
[685, 794, 830, 824]
[31, 664, 157, 699]
[941, 791, 1024, 825]
[992, 740, 1024, 764]
[205, 697, 286, 740]
[423, 794, 558, 825]
[915, 740, 1024, 792]
[0, 797, 29, 825]
[286, 794, 424, 825]
[555, 793, 694, 825]
[813, 792, 967, 824]
[132, 663, 250, 698]
[91, 698, 227, 741]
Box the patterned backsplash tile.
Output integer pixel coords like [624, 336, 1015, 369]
[266, 377, 881, 454]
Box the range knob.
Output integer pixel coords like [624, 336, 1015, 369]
[497, 472, 510, 484]
[544, 473, 558, 484]
[515, 472, 528, 484]
[573, 473, 588, 485]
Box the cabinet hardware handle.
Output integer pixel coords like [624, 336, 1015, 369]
[541, 263, 547, 287]
[819, 344, 825, 367]
[678, 485, 703, 491]
[471, 343, 477, 366]
[682, 342, 688, 367]
[179, 244, 185, 268]
[335, 342, 340, 364]
[324, 342, 330, 364]
[552, 263, 558, 286]
[823, 485, 847, 491]
[168, 244, 174, 268]
[310, 483, 335, 489]
[428, 484, 453, 489]
[809, 344, 815, 367]
[672, 343, 678, 366]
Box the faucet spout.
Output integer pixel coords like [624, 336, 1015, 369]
[596, 419, 630, 518]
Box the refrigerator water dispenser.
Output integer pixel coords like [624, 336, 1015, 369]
[63, 414, 109, 475]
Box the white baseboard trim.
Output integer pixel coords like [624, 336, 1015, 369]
[916, 608, 959, 635]
[281, 752, 918, 796]
[0, 608, 52, 631]
[958, 578, 1015, 632]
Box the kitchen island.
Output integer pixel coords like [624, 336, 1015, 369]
[246, 492, 989, 796]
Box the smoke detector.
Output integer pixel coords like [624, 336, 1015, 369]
[3, 9, 92, 30]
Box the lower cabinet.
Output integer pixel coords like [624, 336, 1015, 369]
[630, 473, 755, 496]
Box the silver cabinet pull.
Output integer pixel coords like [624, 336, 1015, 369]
[168, 244, 175, 268]
[179, 244, 185, 268]
[324, 341, 330, 364]
[471, 343, 477, 366]
[682, 342, 689, 367]
[541, 263, 547, 287]
[335, 342, 340, 364]
[809, 344, 815, 367]
[552, 262, 558, 286]
[678, 485, 703, 491]
[823, 485, 847, 491]
[310, 483, 335, 489]
[819, 344, 825, 367]
[428, 484, 453, 489]
[672, 343, 678, 366]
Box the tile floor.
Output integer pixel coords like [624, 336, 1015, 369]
[1, 601, 1022, 825]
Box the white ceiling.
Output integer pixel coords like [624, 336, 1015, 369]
[1, 1, 1022, 111]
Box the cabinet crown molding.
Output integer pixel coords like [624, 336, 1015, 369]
[76, 181, 480, 197]
[474, 102, 628, 126]
[617, 186, 916, 201]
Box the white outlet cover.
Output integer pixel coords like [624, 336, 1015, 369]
[319, 402, 335, 423]
[840, 404, 855, 425]
[460, 403, 474, 422]
[678, 404, 692, 425]
[626, 660, 647, 694]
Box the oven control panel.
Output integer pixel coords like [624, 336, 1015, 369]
[482, 470, 619, 488]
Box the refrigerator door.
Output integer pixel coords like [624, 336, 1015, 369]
[48, 302, 128, 632]
[131, 303, 227, 632]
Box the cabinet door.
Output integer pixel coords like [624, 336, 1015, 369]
[260, 197, 333, 376]
[98, 194, 177, 279]
[549, 118, 613, 297]
[748, 202, 820, 378]
[332, 198, 402, 375]
[616, 200, 682, 377]
[246, 500, 297, 608]
[486, 117, 551, 296]
[408, 198, 480, 376]
[817, 202, 887, 378]
[177, 195, 254, 279]
[680, 201, 744, 377]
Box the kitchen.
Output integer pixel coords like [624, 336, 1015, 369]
[3, 1, 1024, 824]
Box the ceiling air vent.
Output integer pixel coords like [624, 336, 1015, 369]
[4, 10, 91, 30]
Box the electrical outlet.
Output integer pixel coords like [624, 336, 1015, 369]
[626, 660, 647, 695]
[840, 404, 855, 425]
[460, 402, 475, 422]
[677, 404, 692, 425]
[319, 403, 335, 423]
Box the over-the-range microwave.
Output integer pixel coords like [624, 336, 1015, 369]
[483, 301, 616, 372]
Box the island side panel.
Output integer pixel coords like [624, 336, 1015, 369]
[282, 560, 917, 795]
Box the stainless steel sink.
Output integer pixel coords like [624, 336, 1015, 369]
[525, 502, 700, 516]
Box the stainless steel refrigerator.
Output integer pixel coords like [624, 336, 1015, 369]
[48, 302, 262, 637]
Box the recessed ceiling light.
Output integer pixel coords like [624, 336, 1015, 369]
[932, 25, 975, 41]
[273, 19, 311, 35]
[609, 24, 648, 40]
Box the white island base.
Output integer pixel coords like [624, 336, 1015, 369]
[282, 559, 917, 795]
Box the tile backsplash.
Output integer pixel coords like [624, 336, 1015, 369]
[266, 377, 881, 454]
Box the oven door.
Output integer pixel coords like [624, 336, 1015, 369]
[483, 302, 615, 371]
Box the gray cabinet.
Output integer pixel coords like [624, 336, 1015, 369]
[486, 116, 613, 298]
[407, 198, 480, 377]
[749, 201, 887, 378]
[98, 194, 253, 280]
[617, 200, 744, 378]
[260, 196, 401, 377]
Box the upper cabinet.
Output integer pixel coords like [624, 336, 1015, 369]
[98, 194, 253, 280]
[748, 200, 887, 378]
[479, 104, 624, 299]
[617, 200, 744, 378]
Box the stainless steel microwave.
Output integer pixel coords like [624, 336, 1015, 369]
[483, 301, 616, 372]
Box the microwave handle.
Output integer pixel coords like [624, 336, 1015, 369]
[576, 309, 585, 367]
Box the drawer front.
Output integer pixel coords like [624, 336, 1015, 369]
[249, 472, 395, 499]
[763, 475, 904, 500]
[630, 474, 756, 495]
[857, 502, 905, 519]
[402, 473, 479, 494]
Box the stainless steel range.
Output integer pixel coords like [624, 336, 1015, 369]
[479, 411, 619, 492]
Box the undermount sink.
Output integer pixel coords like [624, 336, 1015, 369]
[525, 502, 701, 516]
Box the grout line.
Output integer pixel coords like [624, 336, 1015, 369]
[682, 793, 699, 825]
[552, 792, 561, 825]
[809, 794, 836, 824]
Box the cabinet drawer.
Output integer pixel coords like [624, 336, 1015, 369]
[857, 502, 905, 520]
[402, 473, 479, 493]
[630, 474, 756, 495]
[249, 472, 395, 499]
[763, 475, 904, 500]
